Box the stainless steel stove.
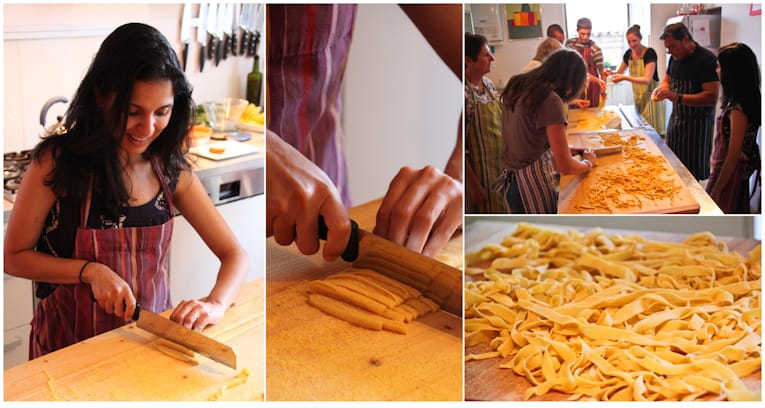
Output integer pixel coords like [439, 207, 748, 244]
[3, 150, 32, 203]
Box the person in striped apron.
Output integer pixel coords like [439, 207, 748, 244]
[566, 18, 607, 109]
[706, 42, 761, 213]
[653, 23, 719, 181]
[267, 4, 463, 258]
[497, 49, 597, 214]
[465, 33, 506, 214]
[607, 25, 666, 135]
[3, 23, 248, 358]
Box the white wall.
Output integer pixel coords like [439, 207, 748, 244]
[343, 4, 462, 206]
[3, 3, 257, 153]
[467, 3, 567, 88]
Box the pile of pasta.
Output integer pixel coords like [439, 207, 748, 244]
[307, 268, 440, 334]
[465, 223, 761, 401]
[576, 132, 682, 212]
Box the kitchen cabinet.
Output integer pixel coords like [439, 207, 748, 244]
[3, 274, 33, 369]
[169, 194, 264, 303]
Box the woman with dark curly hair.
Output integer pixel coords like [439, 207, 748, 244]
[497, 49, 597, 213]
[706, 42, 761, 213]
[3, 23, 248, 358]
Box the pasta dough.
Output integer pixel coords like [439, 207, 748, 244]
[308, 268, 440, 334]
[465, 223, 761, 401]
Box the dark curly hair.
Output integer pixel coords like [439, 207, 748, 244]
[34, 22, 194, 219]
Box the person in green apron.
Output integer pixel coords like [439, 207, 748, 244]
[465, 33, 506, 214]
[608, 25, 666, 135]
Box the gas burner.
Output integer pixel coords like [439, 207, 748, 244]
[4, 164, 20, 181]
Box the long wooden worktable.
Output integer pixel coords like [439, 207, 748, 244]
[560, 105, 721, 214]
[4, 279, 265, 401]
[266, 199, 463, 401]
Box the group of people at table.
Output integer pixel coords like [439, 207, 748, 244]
[465, 17, 761, 215]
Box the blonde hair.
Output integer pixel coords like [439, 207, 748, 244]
[534, 37, 564, 62]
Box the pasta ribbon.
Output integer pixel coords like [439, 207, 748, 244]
[466, 223, 761, 401]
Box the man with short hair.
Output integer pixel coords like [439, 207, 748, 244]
[653, 22, 719, 180]
[546, 24, 565, 44]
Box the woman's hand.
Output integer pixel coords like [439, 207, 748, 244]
[571, 98, 590, 109]
[169, 298, 226, 331]
[374, 165, 462, 257]
[266, 131, 351, 261]
[611, 74, 625, 84]
[80, 262, 137, 320]
[582, 149, 597, 166]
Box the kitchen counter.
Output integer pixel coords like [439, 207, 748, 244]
[4, 278, 265, 401]
[265, 199, 463, 401]
[563, 105, 721, 214]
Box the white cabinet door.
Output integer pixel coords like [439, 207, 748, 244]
[169, 194, 264, 304]
[3, 274, 33, 329]
[4, 325, 30, 370]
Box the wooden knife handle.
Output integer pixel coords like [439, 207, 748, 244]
[317, 216, 359, 262]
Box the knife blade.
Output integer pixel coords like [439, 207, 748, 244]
[221, 3, 232, 60]
[248, 3, 263, 56]
[197, 3, 208, 72]
[317, 217, 462, 316]
[179, 3, 192, 71]
[572, 145, 623, 156]
[230, 3, 240, 57]
[132, 304, 237, 369]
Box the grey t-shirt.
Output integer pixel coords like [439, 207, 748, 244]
[501, 91, 567, 169]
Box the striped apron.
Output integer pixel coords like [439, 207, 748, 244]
[665, 78, 714, 180]
[628, 55, 666, 135]
[466, 82, 506, 213]
[495, 149, 558, 214]
[30, 159, 174, 358]
[267, 4, 357, 207]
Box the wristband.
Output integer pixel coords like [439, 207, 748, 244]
[78, 260, 91, 284]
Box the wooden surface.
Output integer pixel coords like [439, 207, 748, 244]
[464, 221, 761, 401]
[558, 129, 700, 214]
[566, 107, 623, 133]
[4, 279, 265, 401]
[266, 199, 463, 401]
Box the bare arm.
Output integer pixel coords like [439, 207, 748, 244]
[546, 123, 596, 175]
[399, 4, 461, 79]
[613, 61, 656, 86]
[709, 109, 748, 200]
[169, 169, 248, 330]
[4, 150, 137, 320]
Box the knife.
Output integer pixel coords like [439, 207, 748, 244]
[132, 304, 237, 369]
[197, 3, 208, 72]
[248, 3, 263, 57]
[214, 3, 226, 66]
[221, 3, 232, 60]
[238, 3, 251, 56]
[206, 1, 217, 61]
[230, 3, 239, 57]
[317, 217, 462, 316]
[179, 3, 192, 71]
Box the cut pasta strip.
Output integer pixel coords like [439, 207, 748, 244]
[466, 223, 761, 401]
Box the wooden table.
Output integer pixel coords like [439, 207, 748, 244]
[4, 279, 265, 401]
[464, 220, 761, 401]
[266, 199, 463, 401]
[560, 105, 720, 214]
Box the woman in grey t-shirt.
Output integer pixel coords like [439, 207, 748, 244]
[497, 49, 597, 213]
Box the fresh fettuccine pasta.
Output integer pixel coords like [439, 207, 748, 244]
[465, 223, 761, 401]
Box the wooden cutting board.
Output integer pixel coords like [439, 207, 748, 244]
[4, 279, 265, 401]
[559, 129, 700, 214]
[266, 199, 463, 401]
[464, 221, 761, 401]
[566, 107, 622, 133]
